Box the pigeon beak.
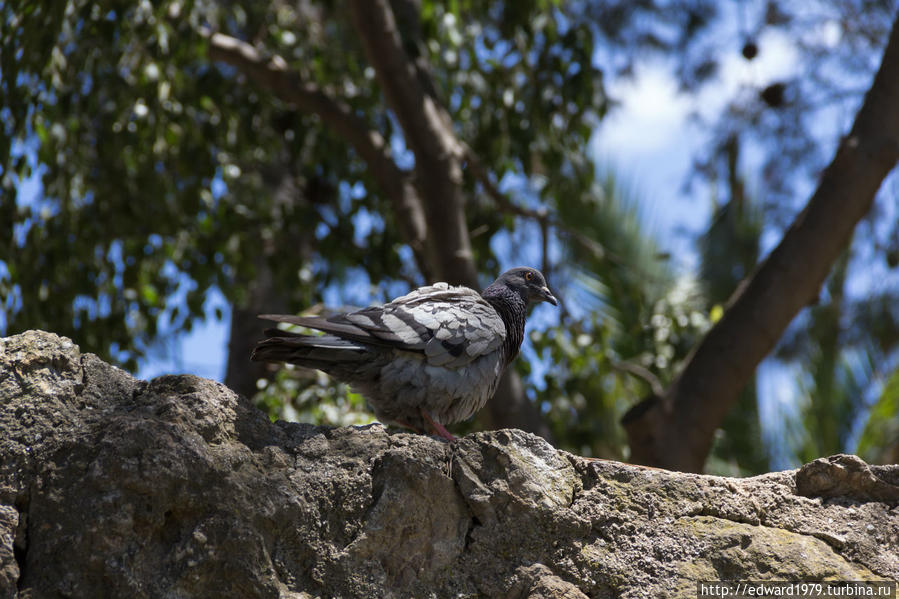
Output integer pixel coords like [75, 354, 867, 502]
[538, 286, 558, 306]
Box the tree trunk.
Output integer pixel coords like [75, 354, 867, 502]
[223, 251, 293, 400]
[224, 165, 302, 399]
[225, 305, 273, 399]
[623, 13, 899, 472]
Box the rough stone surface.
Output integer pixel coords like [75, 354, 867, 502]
[1, 330, 897, 599]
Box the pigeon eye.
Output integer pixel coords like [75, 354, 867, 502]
[525, 271, 533, 281]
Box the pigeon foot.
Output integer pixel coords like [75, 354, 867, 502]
[420, 409, 456, 442]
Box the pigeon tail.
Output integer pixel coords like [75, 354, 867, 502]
[251, 334, 372, 375]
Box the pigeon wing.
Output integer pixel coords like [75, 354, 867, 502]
[384, 283, 507, 369]
[263, 283, 506, 369]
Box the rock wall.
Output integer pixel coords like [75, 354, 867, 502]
[1, 331, 897, 598]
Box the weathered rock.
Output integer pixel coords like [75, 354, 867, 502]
[0, 330, 897, 599]
[796, 454, 899, 503]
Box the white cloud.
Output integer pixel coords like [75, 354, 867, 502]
[597, 62, 691, 153]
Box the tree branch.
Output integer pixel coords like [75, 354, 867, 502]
[198, 26, 433, 280]
[611, 361, 665, 398]
[623, 13, 899, 473]
[347, 0, 477, 287]
[345, 0, 464, 164]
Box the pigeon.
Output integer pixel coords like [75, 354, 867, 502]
[251, 267, 558, 440]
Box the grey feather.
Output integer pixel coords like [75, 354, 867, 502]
[251, 267, 558, 438]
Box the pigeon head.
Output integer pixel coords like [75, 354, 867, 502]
[490, 267, 558, 306]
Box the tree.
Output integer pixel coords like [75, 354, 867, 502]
[623, 12, 899, 471]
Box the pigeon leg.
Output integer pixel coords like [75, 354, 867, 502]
[420, 409, 456, 442]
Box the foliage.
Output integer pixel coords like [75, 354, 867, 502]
[776, 248, 892, 465]
[530, 173, 710, 459]
[858, 368, 899, 464]
[256, 365, 372, 426]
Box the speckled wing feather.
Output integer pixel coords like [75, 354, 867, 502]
[263, 282, 507, 370]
